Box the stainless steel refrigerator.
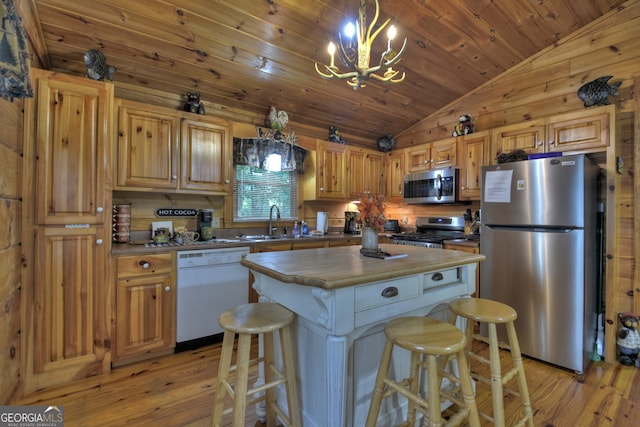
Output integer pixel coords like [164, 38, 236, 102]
[480, 154, 599, 373]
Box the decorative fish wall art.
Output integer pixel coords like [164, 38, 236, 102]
[577, 76, 621, 108]
[83, 49, 116, 81]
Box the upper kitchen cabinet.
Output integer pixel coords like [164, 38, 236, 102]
[180, 116, 232, 193]
[491, 105, 613, 161]
[491, 119, 547, 160]
[304, 140, 348, 200]
[458, 131, 491, 201]
[115, 99, 231, 194]
[347, 147, 385, 198]
[386, 149, 406, 202]
[547, 107, 611, 153]
[406, 138, 457, 173]
[31, 71, 113, 225]
[115, 100, 180, 190]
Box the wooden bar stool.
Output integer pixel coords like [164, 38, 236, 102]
[365, 316, 481, 427]
[211, 302, 301, 427]
[448, 298, 534, 427]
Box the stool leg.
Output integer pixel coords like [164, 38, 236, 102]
[488, 323, 506, 427]
[232, 333, 252, 427]
[279, 324, 302, 427]
[456, 350, 481, 427]
[405, 351, 421, 425]
[425, 354, 442, 427]
[365, 339, 394, 427]
[263, 331, 277, 427]
[506, 322, 534, 427]
[211, 330, 236, 427]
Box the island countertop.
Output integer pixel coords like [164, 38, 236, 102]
[241, 243, 485, 290]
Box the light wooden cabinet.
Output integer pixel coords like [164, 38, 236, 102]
[406, 138, 457, 173]
[34, 73, 111, 225]
[347, 147, 385, 198]
[22, 69, 113, 393]
[115, 99, 231, 194]
[443, 241, 480, 297]
[547, 108, 610, 152]
[458, 131, 491, 201]
[406, 145, 432, 172]
[386, 149, 406, 202]
[114, 253, 176, 365]
[491, 105, 612, 161]
[304, 140, 348, 200]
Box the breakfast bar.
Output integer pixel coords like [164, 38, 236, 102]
[241, 244, 485, 427]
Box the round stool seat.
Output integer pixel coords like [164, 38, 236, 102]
[449, 297, 517, 324]
[386, 317, 466, 355]
[218, 302, 294, 334]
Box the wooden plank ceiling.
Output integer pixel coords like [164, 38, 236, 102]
[27, 0, 628, 145]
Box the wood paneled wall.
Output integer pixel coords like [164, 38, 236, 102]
[0, 98, 24, 403]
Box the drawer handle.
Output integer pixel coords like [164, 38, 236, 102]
[139, 261, 150, 269]
[431, 272, 444, 281]
[381, 286, 398, 298]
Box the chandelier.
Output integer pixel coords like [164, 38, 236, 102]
[315, 0, 407, 90]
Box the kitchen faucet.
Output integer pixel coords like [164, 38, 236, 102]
[269, 204, 281, 236]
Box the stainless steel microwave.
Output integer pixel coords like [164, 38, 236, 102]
[403, 168, 460, 204]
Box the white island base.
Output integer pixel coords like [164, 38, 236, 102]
[242, 245, 482, 427]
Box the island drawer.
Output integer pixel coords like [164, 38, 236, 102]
[117, 253, 174, 278]
[423, 268, 459, 290]
[354, 279, 421, 312]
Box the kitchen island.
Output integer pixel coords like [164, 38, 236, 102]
[241, 244, 485, 427]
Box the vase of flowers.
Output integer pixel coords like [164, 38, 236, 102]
[357, 193, 386, 255]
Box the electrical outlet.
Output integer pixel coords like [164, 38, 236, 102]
[211, 217, 221, 228]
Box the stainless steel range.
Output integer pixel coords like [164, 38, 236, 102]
[390, 216, 467, 248]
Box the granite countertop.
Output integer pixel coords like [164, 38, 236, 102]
[241, 243, 485, 290]
[110, 232, 377, 256]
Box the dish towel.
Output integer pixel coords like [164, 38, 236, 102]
[0, 0, 33, 101]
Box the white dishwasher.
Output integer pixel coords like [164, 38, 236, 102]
[176, 247, 250, 350]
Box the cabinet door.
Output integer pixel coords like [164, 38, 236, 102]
[548, 108, 610, 152]
[116, 100, 180, 190]
[492, 120, 546, 158]
[347, 148, 385, 198]
[34, 76, 111, 225]
[180, 116, 231, 192]
[431, 138, 457, 169]
[114, 272, 176, 363]
[459, 132, 490, 200]
[406, 145, 432, 172]
[317, 141, 348, 199]
[386, 149, 406, 201]
[29, 226, 109, 389]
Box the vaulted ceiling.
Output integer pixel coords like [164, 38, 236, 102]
[24, 0, 628, 143]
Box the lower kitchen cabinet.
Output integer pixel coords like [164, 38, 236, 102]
[114, 253, 176, 365]
[443, 241, 480, 297]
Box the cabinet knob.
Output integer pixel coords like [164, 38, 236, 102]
[537, 140, 543, 146]
[549, 140, 555, 145]
[172, 175, 177, 180]
[139, 261, 150, 269]
[96, 239, 103, 245]
[96, 207, 104, 213]
[225, 179, 230, 184]
[319, 187, 325, 192]
[164, 286, 171, 292]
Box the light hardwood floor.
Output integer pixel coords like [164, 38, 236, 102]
[17, 338, 640, 426]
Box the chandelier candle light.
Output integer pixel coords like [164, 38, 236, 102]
[315, 0, 407, 89]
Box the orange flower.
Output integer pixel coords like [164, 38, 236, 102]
[356, 193, 387, 232]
